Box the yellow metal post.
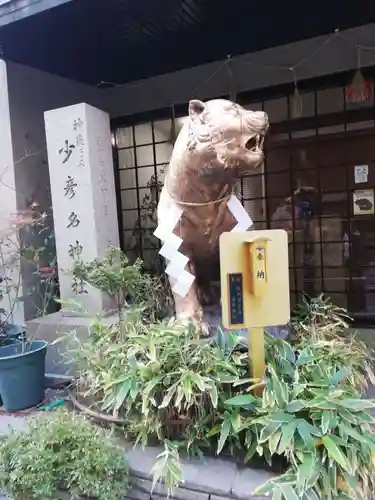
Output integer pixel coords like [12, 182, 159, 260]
[219, 230, 290, 398]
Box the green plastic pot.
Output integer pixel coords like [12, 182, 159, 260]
[0, 338, 20, 348]
[0, 340, 47, 411]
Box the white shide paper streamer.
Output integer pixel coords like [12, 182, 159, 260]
[154, 194, 253, 297]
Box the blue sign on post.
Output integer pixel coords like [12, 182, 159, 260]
[228, 273, 244, 325]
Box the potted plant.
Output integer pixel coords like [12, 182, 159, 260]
[0, 205, 56, 411]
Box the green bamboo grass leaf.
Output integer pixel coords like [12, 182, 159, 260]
[254, 479, 276, 496]
[272, 488, 282, 500]
[301, 421, 321, 437]
[321, 469, 332, 500]
[297, 421, 315, 446]
[269, 430, 282, 455]
[224, 394, 256, 407]
[182, 374, 192, 401]
[338, 408, 375, 426]
[208, 384, 218, 408]
[338, 423, 375, 451]
[217, 419, 231, 454]
[338, 399, 375, 411]
[230, 412, 241, 433]
[321, 410, 338, 434]
[114, 379, 132, 412]
[268, 411, 295, 423]
[244, 440, 257, 463]
[158, 386, 176, 409]
[148, 338, 157, 362]
[303, 488, 320, 500]
[278, 340, 296, 364]
[342, 472, 358, 494]
[259, 422, 282, 444]
[206, 424, 221, 437]
[232, 378, 260, 386]
[189, 373, 206, 391]
[277, 483, 300, 500]
[130, 377, 139, 399]
[321, 410, 330, 434]
[174, 385, 184, 408]
[322, 436, 351, 472]
[277, 421, 297, 455]
[329, 434, 350, 447]
[295, 349, 316, 366]
[307, 398, 337, 410]
[144, 375, 163, 395]
[296, 454, 314, 491]
[268, 365, 288, 406]
[355, 411, 375, 422]
[287, 400, 307, 413]
[306, 461, 321, 490]
[329, 367, 350, 385]
[216, 373, 239, 383]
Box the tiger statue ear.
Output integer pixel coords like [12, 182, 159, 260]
[188, 100, 206, 119]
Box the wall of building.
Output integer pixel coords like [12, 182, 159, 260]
[0, 61, 16, 231]
[0, 60, 24, 323]
[103, 23, 375, 117]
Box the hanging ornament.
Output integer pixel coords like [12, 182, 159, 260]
[345, 70, 372, 104]
[299, 149, 307, 164]
[291, 86, 303, 119]
[290, 69, 303, 119]
[225, 56, 237, 103]
[169, 104, 176, 144]
[345, 48, 373, 104]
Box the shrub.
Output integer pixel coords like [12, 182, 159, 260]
[67, 265, 375, 500]
[0, 410, 130, 500]
[292, 293, 352, 342]
[69, 247, 172, 320]
[68, 313, 249, 492]
[291, 294, 375, 392]
[233, 337, 375, 499]
[220, 301, 375, 500]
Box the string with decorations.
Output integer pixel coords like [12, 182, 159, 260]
[95, 28, 375, 118]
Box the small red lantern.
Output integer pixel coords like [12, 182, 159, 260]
[345, 70, 373, 104]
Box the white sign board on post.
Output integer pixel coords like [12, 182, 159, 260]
[44, 103, 120, 314]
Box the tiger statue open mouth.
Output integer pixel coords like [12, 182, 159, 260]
[156, 98, 269, 335]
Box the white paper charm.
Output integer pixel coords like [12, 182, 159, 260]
[228, 195, 253, 231]
[155, 191, 253, 298]
[165, 252, 189, 279]
[159, 233, 183, 260]
[172, 270, 195, 297]
[154, 197, 183, 242]
[153, 224, 168, 242]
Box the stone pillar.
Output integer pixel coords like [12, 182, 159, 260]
[44, 103, 120, 314]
